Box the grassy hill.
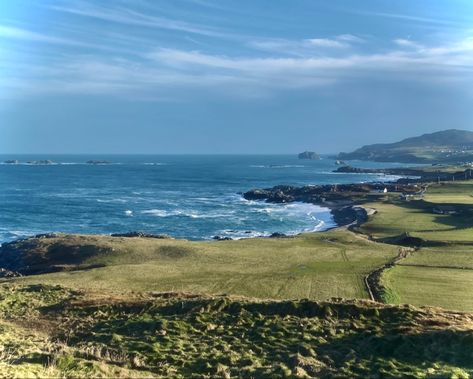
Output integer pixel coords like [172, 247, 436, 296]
[2, 177, 473, 377]
[337, 129, 473, 163]
[3, 231, 398, 300]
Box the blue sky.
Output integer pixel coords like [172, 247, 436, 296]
[1, 0, 473, 154]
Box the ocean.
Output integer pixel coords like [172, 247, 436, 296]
[0, 155, 407, 243]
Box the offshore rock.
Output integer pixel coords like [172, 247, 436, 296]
[298, 151, 320, 160]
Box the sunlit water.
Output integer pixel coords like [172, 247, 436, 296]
[0, 155, 409, 242]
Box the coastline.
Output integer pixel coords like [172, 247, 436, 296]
[0, 171, 410, 246]
[4, 162, 468, 245]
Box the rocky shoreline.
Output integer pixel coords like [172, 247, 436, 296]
[242, 181, 422, 228]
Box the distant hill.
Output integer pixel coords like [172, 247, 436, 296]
[337, 129, 473, 163]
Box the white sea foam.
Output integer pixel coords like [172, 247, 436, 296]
[217, 229, 268, 239]
[142, 209, 179, 217]
[141, 208, 236, 219]
[97, 198, 128, 203]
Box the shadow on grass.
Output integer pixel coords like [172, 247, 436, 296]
[318, 328, 473, 370]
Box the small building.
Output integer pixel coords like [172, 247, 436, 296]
[371, 187, 388, 194]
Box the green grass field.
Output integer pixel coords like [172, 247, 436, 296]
[13, 231, 398, 301]
[381, 266, 473, 312]
[358, 182, 473, 311]
[359, 182, 473, 243]
[400, 245, 473, 269]
[424, 182, 473, 204]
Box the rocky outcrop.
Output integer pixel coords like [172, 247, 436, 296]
[0, 236, 112, 275]
[111, 232, 172, 239]
[298, 151, 320, 160]
[4, 160, 19, 164]
[243, 182, 422, 228]
[213, 236, 233, 241]
[244, 183, 419, 205]
[331, 206, 367, 227]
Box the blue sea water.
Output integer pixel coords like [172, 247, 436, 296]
[0, 155, 407, 243]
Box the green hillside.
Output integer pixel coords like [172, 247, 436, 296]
[337, 129, 473, 163]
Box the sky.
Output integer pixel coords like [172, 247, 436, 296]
[1, 0, 473, 154]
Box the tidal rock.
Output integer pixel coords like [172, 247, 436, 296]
[213, 236, 233, 241]
[4, 160, 19, 164]
[269, 232, 289, 238]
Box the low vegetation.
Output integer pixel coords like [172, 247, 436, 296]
[1, 284, 472, 378]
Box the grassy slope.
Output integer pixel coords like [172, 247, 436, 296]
[424, 181, 473, 204]
[360, 195, 473, 242]
[381, 266, 473, 312]
[357, 182, 473, 311]
[14, 231, 398, 301]
[1, 284, 472, 378]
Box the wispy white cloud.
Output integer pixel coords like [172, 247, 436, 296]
[349, 9, 459, 26]
[0, 25, 75, 45]
[0, 24, 139, 55]
[49, 2, 227, 38]
[305, 38, 346, 48]
[151, 34, 473, 76]
[3, 31, 473, 101]
[248, 34, 364, 56]
[337, 34, 365, 43]
[393, 38, 422, 49]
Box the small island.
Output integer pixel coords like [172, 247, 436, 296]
[26, 160, 55, 165]
[298, 151, 320, 160]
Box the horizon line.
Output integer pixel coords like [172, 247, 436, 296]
[0, 152, 337, 156]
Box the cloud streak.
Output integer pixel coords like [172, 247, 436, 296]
[248, 35, 364, 56]
[4, 34, 471, 102]
[0, 25, 77, 45]
[49, 2, 228, 38]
